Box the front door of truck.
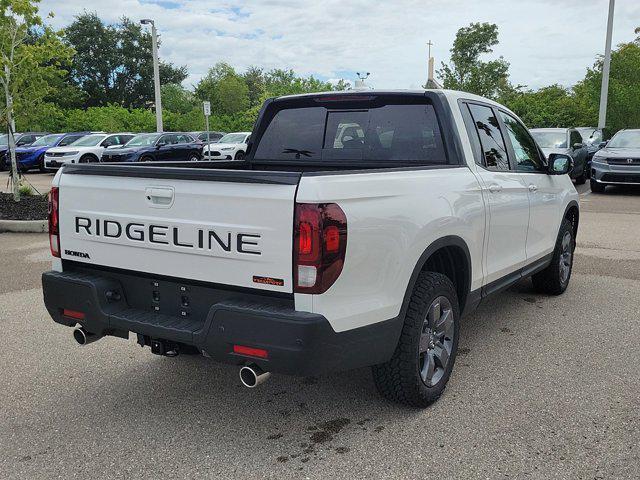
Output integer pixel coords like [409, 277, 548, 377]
[497, 110, 564, 263]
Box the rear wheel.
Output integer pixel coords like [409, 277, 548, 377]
[0, 155, 7, 171]
[574, 164, 587, 185]
[372, 271, 459, 408]
[532, 218, 575, 295]
[140, 155, 153, 162]
[590, 179, 606, 193]
[188, 153, 200, 162]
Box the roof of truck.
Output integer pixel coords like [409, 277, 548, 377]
[275, 88, 504, 108]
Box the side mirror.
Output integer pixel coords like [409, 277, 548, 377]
[548, 153, 573, 175]
[598, 141, 608, 149]
[572, 142, 583, 150]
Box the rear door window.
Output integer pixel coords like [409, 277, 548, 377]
[253, 102, 447, 164]
[467, 104, 509, 171]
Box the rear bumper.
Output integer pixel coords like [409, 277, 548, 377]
[42, 269, 400, 376]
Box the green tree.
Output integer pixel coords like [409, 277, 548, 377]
[194, 62, 249, 115]
[1, 0, 73, 199]
[65, 12, 188, 108]
[242, 65, 265, 108]
[264, 68, 334, 97]
[572, 32, 640, 132]
[438, 23, 511, 99]
[501, 85, 587, 128]
[161, 83, 197, 114]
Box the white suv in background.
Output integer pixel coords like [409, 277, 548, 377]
[44, 133, 135, 170]
[203, 132, 251, 160]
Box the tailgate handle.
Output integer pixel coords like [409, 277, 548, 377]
[145, 187, 174, 207]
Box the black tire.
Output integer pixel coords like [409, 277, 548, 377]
[574, 165, 586, 185]
[188, 153, 200, 162]
[590, 179, 606, 193]
[531, 218, 575, 295]
[140, 155, 153, 162]
[0, 155, 7, 171]
[37, 154, 47, 173]
[372, 271, 460, 408]
[79, 154, 98, 164]
[234, 151, 245, 160]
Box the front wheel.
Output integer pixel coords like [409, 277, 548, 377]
[234, 151, 245, 160]
[79, 154, 98, 164]
[372, 271, 459, 408]
[532, 218, 575, 295]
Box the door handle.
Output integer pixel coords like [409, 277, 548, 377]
[488, 184, 502, 193]
[145, 187, 174, 207]
[528, 184, 538, 193]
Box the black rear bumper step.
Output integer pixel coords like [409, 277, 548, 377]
[42, 270, 401, 376]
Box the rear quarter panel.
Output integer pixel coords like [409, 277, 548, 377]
[295, 167, 485, 332]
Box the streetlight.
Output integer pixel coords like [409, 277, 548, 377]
[598, 0, 615, 130]
[140, 19, 163, 132]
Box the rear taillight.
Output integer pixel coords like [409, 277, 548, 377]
[48, 186, 60, 257]
[293, 203, 347, 294]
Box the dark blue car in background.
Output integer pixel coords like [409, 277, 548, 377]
[0, 132, 49, 170]
[101, 132, 202, 163]
[14, 132, 91, 172]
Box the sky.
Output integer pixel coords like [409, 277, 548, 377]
[40, 0, 640, 91]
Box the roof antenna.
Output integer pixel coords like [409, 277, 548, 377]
[354, 72, 371, 90]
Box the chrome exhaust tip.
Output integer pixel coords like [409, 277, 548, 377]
[73, 327, 103, 346]
[239, 364, 271, 388]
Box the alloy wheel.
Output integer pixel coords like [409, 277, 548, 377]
[559, 231, 573, 285]
[419, 296, 455, 387]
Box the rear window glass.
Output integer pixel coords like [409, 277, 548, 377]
[253, 103, 446, 164]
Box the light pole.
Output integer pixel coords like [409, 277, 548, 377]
[598, 0, 615, 130]
[140, 19, 163, 133]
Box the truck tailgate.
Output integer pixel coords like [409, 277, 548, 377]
[57, 166, 299, 293]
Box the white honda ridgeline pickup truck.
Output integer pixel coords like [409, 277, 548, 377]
[43, 90, 579, 407]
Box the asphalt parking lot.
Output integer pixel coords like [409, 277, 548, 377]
[0, 171, 55, 195]
[1, 183, 639, 479]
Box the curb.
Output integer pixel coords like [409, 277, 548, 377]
[0, 219, 48, 233]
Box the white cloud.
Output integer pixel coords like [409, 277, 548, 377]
[41, 0, 640, 91]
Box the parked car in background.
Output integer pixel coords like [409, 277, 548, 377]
[101, 132, 202, 163]
[14, 132, 93, 173]
[576, 126, 610, 168]
[531, 128, 589, 184]
[0, 132, 49, 170]
[190, 131, 226, 143]
[44, 133, 135, 170]
[202, 132, 251, 160]
[590, 129, 640, 193]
